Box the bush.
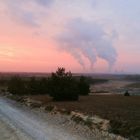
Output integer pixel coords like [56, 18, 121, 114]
[7, 68, 90, 100]
[78, 76, 90, 95]
[39, 78, 48, 94]
[26, 77, 49, 95]
[27, 77, 40, 95]
[8, 76, 27, 95]
[124, 90, 130, 96]
[47, 67, 79, 101]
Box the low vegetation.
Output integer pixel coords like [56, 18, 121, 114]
[8, 76, 27, 95]
[124, 90, 130, 96]
[7, 67, 90, 101]
[126, 82, 140, 88]
[46, 68, 79, 101]
[49, 95, 140, 139]
[1, 71, 140, 139]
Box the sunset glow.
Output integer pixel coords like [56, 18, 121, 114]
[0, 0, 140, 73]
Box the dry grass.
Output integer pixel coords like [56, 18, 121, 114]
[29, 94, 140, 139]
[126, 82, 140, 88]
[27, 95, 52, 105]
[48, 95, 139, 116]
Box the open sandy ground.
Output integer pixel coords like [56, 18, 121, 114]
[0, 97, 128, 140]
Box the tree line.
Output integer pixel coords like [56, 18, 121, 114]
[8, 68, 90, 101]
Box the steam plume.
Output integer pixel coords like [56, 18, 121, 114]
[56, 18, 117, 70]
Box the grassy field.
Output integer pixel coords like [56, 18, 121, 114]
[30, 94, 140, 139]
[126, 82, 140, 88]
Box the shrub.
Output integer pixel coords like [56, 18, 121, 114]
[84, 117, 93, 129]
[47, 67, 79, 101]
[124, 90, 130, 96]
[39, 78, 48, 94]
[78, 76, 90, 95]
[8, 76, 27, 95]
[44, 105, 55, 112]
[7, 68, 90, 100]
[25, 77, 48, 95]
[27, 77, 40, 95]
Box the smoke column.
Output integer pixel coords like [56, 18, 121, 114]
[56, 18, 117, 70]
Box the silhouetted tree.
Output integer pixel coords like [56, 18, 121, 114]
[78, 76, 90, 95]
[7, 68, 90, 99]
[27, 77, 40, 95]
[47, 67, 79, 101]
[8, 76, 27, 95]
[39, 78, 48, 94]
[124, 90, 130, 96]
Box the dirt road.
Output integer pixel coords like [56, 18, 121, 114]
[0, 97, 87, 140]
[0, 97, 128, 140]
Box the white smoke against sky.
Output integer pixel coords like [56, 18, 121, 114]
[56, 18, 118, 70]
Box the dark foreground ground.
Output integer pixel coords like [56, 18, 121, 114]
[30, 94, 140, 139]
[1, 72, 140, 139]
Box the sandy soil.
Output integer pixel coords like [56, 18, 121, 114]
[0, 97, 127, 140]
[0, 98, 87, 140]
[0, 119, 32, 140]
[90, 80, 133, 94]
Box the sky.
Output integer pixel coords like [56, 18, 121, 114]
[0, 0, 140, 74]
